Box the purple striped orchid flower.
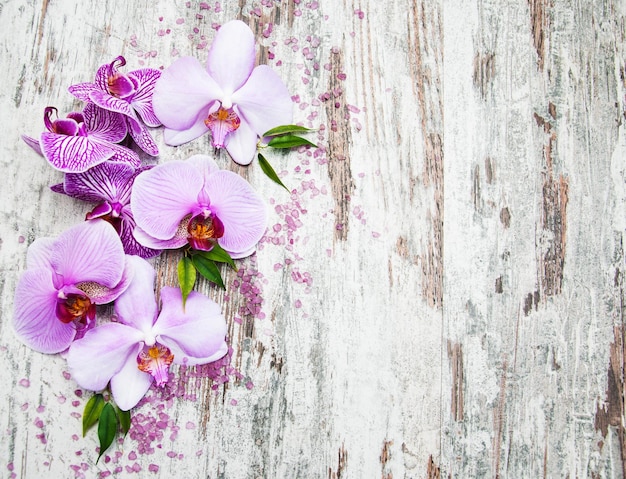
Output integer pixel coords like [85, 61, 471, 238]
[131, 155, 267, 258]
[67, 256, 228, 411]
[69, 55, 161, 156]
[152, 20, 293, 165]
[13, 220, 133, 354]
[22, 103, 140, 173]
[51, 162, 160, 259]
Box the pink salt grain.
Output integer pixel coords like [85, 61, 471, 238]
[19, 378, 30, 387]
[176, 18, 184, 24]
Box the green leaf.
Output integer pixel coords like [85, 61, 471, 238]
[82, 393, 105, 437]
[177, 256, 196, 307]
[117, 407, 131, 437]
[262, 124, 314, 138]
[192, 255, 226, 289]
[194, 243, 237, 270]
[267, 135, 317, 149]
[97, 403, 118, 463]
[257, 153, 290, 192]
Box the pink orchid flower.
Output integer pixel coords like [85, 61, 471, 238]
[51, 162, 160, 259]
[66, 256, 228, 411]
[22, 103, 140, 173]
[152, 20, 293, 165]
[68, 55, 161, 156]
[13, 221, 133, 354]
[131, 155, 267, 258]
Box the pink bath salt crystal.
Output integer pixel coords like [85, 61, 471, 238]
[372, 231, 381, 238]
[185, 421, 195, 430]
[18, 235, 25, 243]
[294, 299, 302, 308]
[36, 405, 45, 413]
[34, 418, 44, 428]
[230, 399, 238, 406]
[20, 403, 28, 411]
[167, 451, 177, 459]
[128, 451, 137, 460]
[58, 395, 66, 404]
[149, 464, 159, 473]
[19, 378, 30, 387]
[273, 263, 283, 271]
[294, 9, 302, 16]
[245, 381, 254, 390]
[200, 2, 210, 8]
[176, 18, 184, 24]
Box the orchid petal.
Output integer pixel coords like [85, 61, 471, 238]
[113, 255, 158, 330]
[13, 268, 76, 354]
[94, 63, 110, 92]
[63, 162, 136, 203]
[66, 323, 144, 391]
[204, 170, 267, 256]
[21, 134, 43, 156]
[40, 132, 113, 173]
[152, 56, 221, 130]
[231, 65, 293, 136]
[132, 226, 189, 250]
[101, 141, 142, 167]
[51, 220, 125, 288]
[223, 117, 258, 165]
[83, 253, 134, 304]
[128, 68, 162, 127]
[68, 82, 98, 102]
[167, 340, 228, 366]
[83, 103, 127, 143]
[118, 210, 161, 258]
[126, 119, 159, 156]
[154, 287, 227, 360]
[162, 118, 210, 146]
[207, 20, 255, 97]
[186, 155, 221, 185]
[131, 161, 202, 240]
[26, 237, 56, 270]
[89, 89, 139, 122]
[110, 349, 153, 411]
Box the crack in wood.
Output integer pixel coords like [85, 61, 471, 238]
[328, 443, 348, 479]
[325, 48, 354, 242]
[473, 51, 495, 99]
[447, 341, 464, 421]
[426, 454, 441, 479]
[528, 0, 550, 70]
[380, 439, 393, 479]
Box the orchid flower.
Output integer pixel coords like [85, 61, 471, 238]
[22, 103, 140, 173]
[51, 162, 160, 259]
[13, 220, 133, 354]
[131, 155, 267, 258]
[68, 55, 161, 156]
[66, 256, 228, 411]
[152, 20, 293, 165]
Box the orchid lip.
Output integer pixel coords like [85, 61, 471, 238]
[137, 343, 174, 387]
[107, 55, 136, 99]
[204, 107, 241, 148]
[187, 213, 224, 251]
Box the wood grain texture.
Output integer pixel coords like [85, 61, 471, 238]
[0, 0, 625, 477]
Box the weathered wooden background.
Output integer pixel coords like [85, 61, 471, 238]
[1, 0, 625, 477]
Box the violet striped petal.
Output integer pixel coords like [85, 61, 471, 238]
[162, 119, 210, 147]
[21, 134, 43, 156]
[40, 132, 114, 173]
[67, 323, 144, 392]
[131, 161, 202, 239]
[100, 141, 142, 167]
[68, 82, 98, 102]
[126, 119, 159, 156]
[118, 209, 161, 258]
[203, 170, 267, 257]
[83, 103, 127, 143]
[89, 89, 138, 121]
[62, 162, 136, 203]
[51, 220, 125, 288]
[132, 226, 188, 250]
[13, 268, 76, 354]
[128, 68, 162, 127]
[154, 287, 227, 361]
[94, 63, 110, 92]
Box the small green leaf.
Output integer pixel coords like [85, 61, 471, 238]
[262, 124, 313, 137]
[83, 393, 105, 437]
[258, 153, 289, 192]
[192, 255, 226, 289]
[267, 135, 317, 149]
[177, 256, 196, 307]
[117, 407, 131, 437]
[194, 243, 237, 270]
[97, 403, 118, 463]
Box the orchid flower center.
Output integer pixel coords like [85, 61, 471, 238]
[43, 107, 86, 136]
[106, 56, 136, 99]
[86, 201, 123, 233]
[204, 107, 241, 148]
[187, 213, 225, 251]
[137, 343, 174, 386]
[55, 293, 95, 325]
